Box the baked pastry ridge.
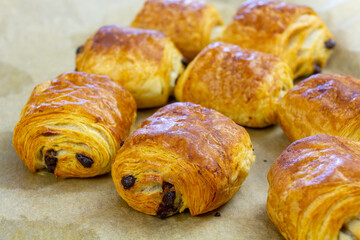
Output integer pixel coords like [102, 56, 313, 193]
[112, 102, 255, 217]
[267, 135, 360, 240]
[131, 0, 224, 60]
[175, 41, 293, 128]
[13, 71, 136, 178]
[277, 73, 360, 142]
[220, 0, 335, 78]
[76, 25, 184, 109]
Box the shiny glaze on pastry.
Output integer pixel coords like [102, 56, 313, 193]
[220, 0, 335, 78]
[131, 0, 223, 60]
[76, 25, 184, 109]
[267, 135, 360, 240]
[175, 42, 293, 128]
[112, 102, 255, 218]
[13, 71, 136, 178]
[277, 73, 360, 142]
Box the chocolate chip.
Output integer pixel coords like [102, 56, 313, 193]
[313, 64, 322, 74]
[174, 75, 180, 85]
[198, 170, 202, 175]
[324, 39, 336, 49]
[74, 68, 78, 71]
[76, 153, 94, 168]
[121, 175, 136, 189]
[156, 181, 176, 219]
[76, 45, 84, 55]
[120, 140, 125, 147]
[214, 212, 221, 217]
[163, 191, 175, 207]
[263, 159, 267, 162]
[44, 149, 58, 173]
[181, 57, 188, 67]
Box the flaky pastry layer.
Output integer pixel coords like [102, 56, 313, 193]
[131, 0, 223, 60]
[13, 72, 136, 178]
[112, 102, 255, 218]
[76, 25, 184, 109]
[175, 42, 293, 128]
[267, 135, 360, 240]
[220, 0, 335, 78]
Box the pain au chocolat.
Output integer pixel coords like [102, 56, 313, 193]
[13, 72, 136, 178]
[175, 42, 293, 128]
[267, 135, 360, 240]
[277, 73, 360, 142]
[76, 25, 184, 109]
[220, 0, 335, 78]
[131, 0, 223, 61]
[112, 102, 255, 218]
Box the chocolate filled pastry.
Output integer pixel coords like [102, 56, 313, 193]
[131, 0, 223, 60]
[267, 135, 360, 240]
[112, 102, 255, 218]
[175, 42, 293, 128]
[220, 0, 335, 79]
[277, 73, 360, 142]
[13, 72, 136, 178]
[76, 25, 184, 109]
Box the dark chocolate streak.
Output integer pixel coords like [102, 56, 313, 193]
[76, 45, 84, 55]
[181, 57, 188, 67]
[44, 149, 58, 173]
[156, 182, 176, 219]
[324, 39, 336, 49]
[121, 175, 136, 189]
[313, 64, 322, 74]
[76, 154, 94, 168]
[120, 140, 125, 147]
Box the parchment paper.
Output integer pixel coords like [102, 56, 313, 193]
[1, 0, 359, 239]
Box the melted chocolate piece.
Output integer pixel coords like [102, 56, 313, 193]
[324, 39, 336, 49]
[76, 45, 84, 55]
[181, 57, 188, 67]
[214, 212, 221, 217]
[174, 75, 181, 85]
[120, 140, 125, 147]
[156, 182, 176, 219]
[313, 64, 322, 74]
[44, 149, 58, 173]
[121, 175, 136, 189]
[76, 153, 94, 168]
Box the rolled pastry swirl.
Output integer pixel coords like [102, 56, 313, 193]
[131, 0, 223, 60]
[112, 102, 255, 218]
[13, 72, 136, 178]
[175, 41, 293, 128]
[220, 0, 335, 79]
[277, 74, 360, 142]
[76, 25, 184, 109]
[267, 135, 360, 240]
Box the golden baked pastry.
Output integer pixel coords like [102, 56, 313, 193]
[76, 25, 184, 109]
[13, 71, 136, 178]
[175, 42, 293, 128]
[131, 0, 223, 60]
[277, 73, 360, 142]
[220, 0, 335, 79]
[267, 135, 360, 240]
[112, 102, 255, 218]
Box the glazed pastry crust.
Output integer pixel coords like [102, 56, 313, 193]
[131, 0, 223, 60]
[76, 25, 184, 109]
[112, 102, 255, 217]
[220, 0, 335, 78]
[175, 42, 293, 128]
[13, 72, 136, 178]
[277, 73, 360, 142]
[267, 135, 360, 240]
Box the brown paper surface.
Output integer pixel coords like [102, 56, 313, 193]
[1, 0, 359, 239]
